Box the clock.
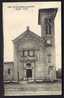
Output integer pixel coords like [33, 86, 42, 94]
[46, 39, 51, 45]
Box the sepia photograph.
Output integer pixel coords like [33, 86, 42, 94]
[3, 1, 61, 96]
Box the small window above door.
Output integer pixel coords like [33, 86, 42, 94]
[26, 63, 31, 67]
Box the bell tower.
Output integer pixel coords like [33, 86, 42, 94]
[38, 8, 58, 81]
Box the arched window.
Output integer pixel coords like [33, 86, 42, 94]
[45, 18, 52, 34]
[26, 63, 31, 67]
[23, 50, 28, 56]
[29, 50, 34, 57]
[24, 50, 28, 56]
[23, 50, 35, 57]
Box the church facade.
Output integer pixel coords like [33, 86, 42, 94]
[4, 8, 57, 82]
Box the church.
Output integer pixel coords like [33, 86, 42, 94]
[4, 8, 58, 82]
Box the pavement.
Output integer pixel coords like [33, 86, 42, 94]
[4, 81, 62, 96]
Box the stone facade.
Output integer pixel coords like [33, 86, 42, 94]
[4, 8, 57, 82]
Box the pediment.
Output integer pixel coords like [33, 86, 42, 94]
[13, 29, 41, 44]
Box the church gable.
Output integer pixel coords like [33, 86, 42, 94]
[13, 27, 41, 44]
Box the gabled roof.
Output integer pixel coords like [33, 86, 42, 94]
[13, 27, 41, 43]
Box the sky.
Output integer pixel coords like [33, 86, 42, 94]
[3, 2, 61, 70]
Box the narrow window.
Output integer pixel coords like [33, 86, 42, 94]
[8, 68, 10, 75]
[29, 50, 35, 57]
[48, 18, 51, 34]
[47, 54, 51, 63]
[24, 50, 28, 56]
[29, 50, 33, 57]
[23, 50, 28, 57]
[45, 18, 52, 34]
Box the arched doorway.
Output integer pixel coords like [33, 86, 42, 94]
[26, 63, 32, 80]
[26, 69, 32, 78]
[24, 62, 35, 81]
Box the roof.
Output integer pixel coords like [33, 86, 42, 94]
[4, 62, 14, 64]
[38, 8, 58, 24]
[13, 27, 41, 43]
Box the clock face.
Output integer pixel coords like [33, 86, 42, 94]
[46, 39, 51, 44]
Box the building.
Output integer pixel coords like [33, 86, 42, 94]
[4, 62, 14, 82]
[4, 8, 57, 82]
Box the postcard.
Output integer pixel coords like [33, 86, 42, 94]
[3, 1, 61, 96]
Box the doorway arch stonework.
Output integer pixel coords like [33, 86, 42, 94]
[24, 61, 35, 81]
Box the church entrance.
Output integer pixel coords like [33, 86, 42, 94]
[26, 63, 32, 80]
[24, 62, 34, 81]
[26, 69, 32, 79]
